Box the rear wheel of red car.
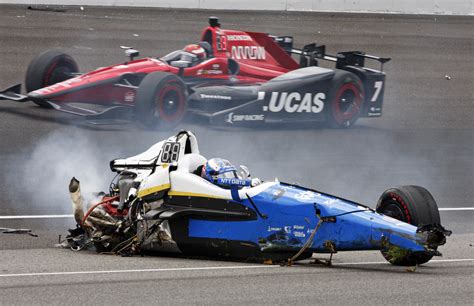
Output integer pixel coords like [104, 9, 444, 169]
[376, 185, 441, 266]
[326, 70, 364, 128]
[135, 72, 187, 130]
[25, 50, 79, 108]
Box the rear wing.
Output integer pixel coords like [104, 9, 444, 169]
[271, 36, 391, 72]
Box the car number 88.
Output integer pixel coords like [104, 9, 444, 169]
[161, 142, 180, 163]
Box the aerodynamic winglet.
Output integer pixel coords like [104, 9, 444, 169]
[0, 84, 29, 102]
[85, 105, 135, 125]
[45, 100, 135, 123]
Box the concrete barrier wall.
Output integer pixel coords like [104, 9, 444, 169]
[0, 0, 472, 15]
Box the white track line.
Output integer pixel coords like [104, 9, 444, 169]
[0, 207, 472, 220]
[0, 265, 277, 278]
[334, 258, 474, 265]
[0, 259, 472, 278]
[0, 215, 73, 220]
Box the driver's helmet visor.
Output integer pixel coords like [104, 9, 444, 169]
[205, 159, 238, 182]
[180, 52, 197, 63]
[211, 169, 238, 181]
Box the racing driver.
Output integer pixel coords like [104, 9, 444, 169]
[200, 158, 261, 189]
[180, 44, 207, 66]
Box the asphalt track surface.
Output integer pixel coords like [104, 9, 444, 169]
[0, 5, 473, 304]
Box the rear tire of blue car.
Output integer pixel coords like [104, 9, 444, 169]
[135, 72, 187, 130]
[25, 50, 79, 108]
[326, 70, 364, 128]
[376, 185, 441, 266]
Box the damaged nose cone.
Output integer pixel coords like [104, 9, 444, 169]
[69, 177, 80, 193]
[417, 224, 452, 249]
[69, 177, 84, 225]
[69, 177, 79, 193]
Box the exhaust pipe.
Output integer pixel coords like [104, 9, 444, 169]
[69, 177, 85, 225]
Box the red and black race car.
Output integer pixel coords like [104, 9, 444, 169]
[0, 17, 390, 129]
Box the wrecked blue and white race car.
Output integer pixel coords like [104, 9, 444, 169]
[66, 131, 450, 266]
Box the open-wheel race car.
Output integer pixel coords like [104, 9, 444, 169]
[65, 131, 450, 266]
[1, 17, 390, 129]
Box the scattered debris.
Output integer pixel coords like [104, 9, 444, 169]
[16, 15, 25, 18]
[1, 227, 38, 237]
[386, 245, 410, 264]
[80, 6, 84, 11]
[406, 265, 417, 273]
[445, 75, 452, 80]
[133, 34, 140, 37]
[69, 177, 85, 225]
[54, 235, 69, 248]
[27, 5, 68, 13]
[311, 257, 333, 266]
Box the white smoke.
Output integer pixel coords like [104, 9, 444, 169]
[18, 128, 115, 213]
[5, 123, 469, 219]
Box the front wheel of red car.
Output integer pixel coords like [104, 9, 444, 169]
[25, 50, 79, 108]
[135, 72, 187, 130]
[376, 185, 441, 266]
[325, 70, 364, 128]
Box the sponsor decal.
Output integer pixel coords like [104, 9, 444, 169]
[197, 69, 223, 75]
[284, 226, 292, 233]
[293, 225, 305, 230]
[226, 35, 252, 41]
[34, 88, 52, 94]
[267, 226, 282, 232]
[35, 76, 87, 95]
[293, 231, 306, 238]
[324, 198, 339, 205]
[272, 188, 285, 200]
[226, 112, 264, 124]
[63, 77, 82, 85]
[231, 46, 266, 60]
[212, 64, 220, 69]
[259, 91, 325, 113]
[113, 65, 129, 69]
[200, 94, 232, 100]
[124, 91, 135, 102]
[295, 190, 320, 201]
[369, 106, 382, 116]
[217, 177, 250, 187]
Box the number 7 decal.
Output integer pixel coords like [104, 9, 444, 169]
[371, 81, 383, 102]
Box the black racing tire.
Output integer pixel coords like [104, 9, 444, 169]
[135, 72, 187, 130]
[25, 50, 79, 108]
[376, 185, 441, 266]
[325, 70, 364, 128]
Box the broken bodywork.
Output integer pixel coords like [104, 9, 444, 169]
[64, 131, 450, 266]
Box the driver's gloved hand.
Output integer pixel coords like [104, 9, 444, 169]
[251, 178, 262, 187]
